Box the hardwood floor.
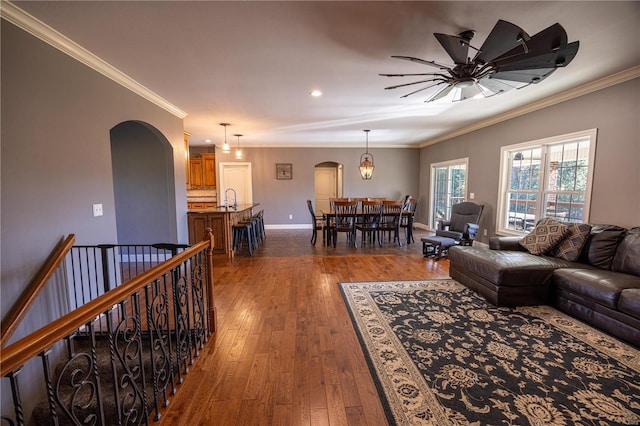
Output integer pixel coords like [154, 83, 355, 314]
[159, 228, 450, 425]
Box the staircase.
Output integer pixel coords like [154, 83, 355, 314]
[1, 233, 216, 426]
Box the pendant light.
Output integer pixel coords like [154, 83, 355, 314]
[220, 123, 231, 154]
[234, 134, 243, 159]
[359, 129, 375, 180]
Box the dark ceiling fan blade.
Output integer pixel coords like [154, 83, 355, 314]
[492, 68, 556, 84]
[434, 33, 470, 65]
[495, 41, 580, 71]
[474, 19, 529, 63]
[492, 23, 573, 66]
[384, 77, 448, 91]
[400, 81, 448, 98]
[391, 55, 451, 69]
[426, 84, 454, 102]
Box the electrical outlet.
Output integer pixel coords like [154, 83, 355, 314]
[483, 229, 488, 236]
[289, 214, 293, 220]
[93, 203, 103, 217]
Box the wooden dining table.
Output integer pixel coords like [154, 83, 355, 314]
[320, 206, 415, 245]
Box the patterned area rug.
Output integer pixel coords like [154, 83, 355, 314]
[339, 279, 640, 425]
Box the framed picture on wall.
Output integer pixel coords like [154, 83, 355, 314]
[276, 163, 293, 180]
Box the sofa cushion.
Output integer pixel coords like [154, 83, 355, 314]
[449, 246, 574, 288]
[549, 222, 591, 261]
[618, 289, 640, 320]
[519, 218, 568, 255]
[553, 268, 640, 309]
[578, 225, 626, 269]
[611, 227, 640, 276]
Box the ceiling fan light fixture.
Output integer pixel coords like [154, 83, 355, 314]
[359, 129, 375, 180]
[220, 123, 231, 154]
[454, 77, 476, 89]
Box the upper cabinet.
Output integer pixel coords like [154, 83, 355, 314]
[202, 154, 216, 188]
[189, 153, 216, 189]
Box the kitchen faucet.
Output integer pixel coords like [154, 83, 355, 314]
[224, 188, 237, 209]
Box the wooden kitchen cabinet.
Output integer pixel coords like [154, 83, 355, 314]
[189, 158, 203, 188]
[189, 153, 216, 189]
[188, 212, 226, 254]
[202, 154, 216, 188]
[187, 202, 216, 209]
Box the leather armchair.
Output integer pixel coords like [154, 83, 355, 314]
[436, 202, 484, 245]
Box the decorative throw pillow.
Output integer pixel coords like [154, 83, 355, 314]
[549, 222, 592, 261]
[519, 217, 569, 255]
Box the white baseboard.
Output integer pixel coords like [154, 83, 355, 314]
[265, 224, 311, 230]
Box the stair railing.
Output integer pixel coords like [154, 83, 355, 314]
[1, 229, 216, 426]
[1, 234, 76, 349]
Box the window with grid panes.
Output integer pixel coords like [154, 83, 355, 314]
[430, 158, 468, 230]
[497, 129, 596, 234]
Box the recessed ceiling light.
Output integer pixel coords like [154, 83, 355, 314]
[205, 139, 212, 143]
[310, 90, 322, 97]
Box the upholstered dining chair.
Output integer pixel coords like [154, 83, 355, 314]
[307, 199, 327, 246]
[436, 201, 484, 245]
[329, 200, 358, 248]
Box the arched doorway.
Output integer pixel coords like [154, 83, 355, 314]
[110, 121, 177, 244]
[314, 162, 343, 213]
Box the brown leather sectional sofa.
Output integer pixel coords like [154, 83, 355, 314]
[449, 225, 640, 347]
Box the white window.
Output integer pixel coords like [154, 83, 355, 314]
[430, 158, 468, 230]
[497, 129, 597, 235]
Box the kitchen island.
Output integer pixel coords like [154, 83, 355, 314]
[187, 203, 259, 256]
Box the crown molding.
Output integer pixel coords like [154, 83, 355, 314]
[1, 1, 187, 119]
[420, 65, 640, 147]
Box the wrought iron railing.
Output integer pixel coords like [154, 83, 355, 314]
[0, 230, 216, 425]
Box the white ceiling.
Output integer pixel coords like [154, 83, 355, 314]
[10, 1, 640, 148]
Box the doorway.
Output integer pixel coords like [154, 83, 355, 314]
[314, 162, 343, 213]
[219, 162, 253, 206]
[110, 121, 177, 244]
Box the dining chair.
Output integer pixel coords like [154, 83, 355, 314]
[400, 197, 418, 243]
[306, 200, 327, 246]
[356, 200, 382, 246]
[329, 200, 358, 248]
[380, 200, 404, 246]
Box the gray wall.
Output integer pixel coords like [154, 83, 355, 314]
[214, 147, 421, 226]
[111, 121, 177, 244]
[1, 22, 187, 343]
[419, 78, 640, 243]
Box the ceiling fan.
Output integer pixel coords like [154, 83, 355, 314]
[380, 19, 579, 102]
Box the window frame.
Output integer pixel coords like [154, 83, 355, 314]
[429, 157, 469, 230]
[496, 129, 597, 236]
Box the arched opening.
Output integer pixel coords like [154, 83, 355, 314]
[314, 161, 343, 213]
[110, 121, 177, 244]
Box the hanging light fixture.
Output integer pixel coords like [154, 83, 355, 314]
[359, 129, 375, 180]
[234, 134, 243, 159]
[220, 123, 231, 154]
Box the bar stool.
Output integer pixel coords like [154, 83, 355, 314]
[232, 221, 255, 256]
[253, 209, 265, 244]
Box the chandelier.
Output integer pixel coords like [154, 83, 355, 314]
[359, 130, 375, 180]
[220, 123, 231, 154]
[234, 134, 243, 159]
